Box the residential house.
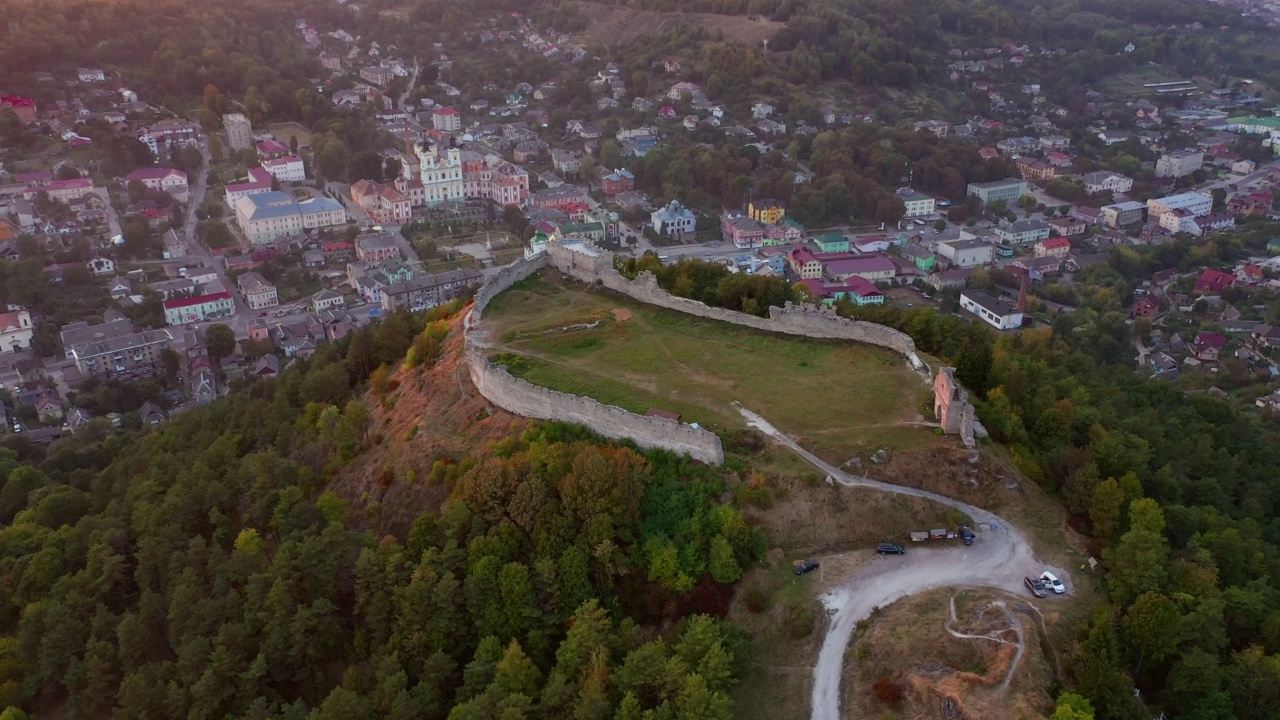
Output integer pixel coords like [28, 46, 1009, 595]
[356, 233, 402, 263]
[360, 66, 394, 86]
[1129, 295, 1161, 319]
[798, 276, 885, 306]
[1102, 201, 1147, 228]
[530, 184, 587, 210]
[1080, 171, 1133, 195]
[938, 239, 994, 268]
[70, 329, 175, 378]
[747, 199, 785, 225]
[237, 272, 279, 310]
[138, 402, 168, 425]
[551, 149, 581, 176]
[380, 268, 482, 311]
[1039, 134, 1071, 150]
[163, 228, 190, 259]
[995, 219, 1051, 246]
[1047, 216, 1086, 237]
[1192, 332, 1227, 363]
[1034, 237, 1071, 258]
[601, 169, 635, 196]
[900, 244, 936, 272]
[721, 215, 764, 249]
[913, 120, 950, 138]
[1015, 158, 1055, 181]
[163, 292, 235, 326]
[311, 289, 346, 312]
[1097, 130, 1132, 146]
[1193, 269, 1235, 295]
[125, 167, 189, 197]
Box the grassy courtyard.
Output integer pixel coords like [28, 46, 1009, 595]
[482, 273, 938, 463]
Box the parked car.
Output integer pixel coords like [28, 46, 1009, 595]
[1024, 576, 1048, 598]
[876, 543, 906, 555]
[960, 526, 975, 545]
[795, 560, 819, 575]
[1041, 571, 1066, 594]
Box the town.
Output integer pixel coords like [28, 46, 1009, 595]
[1, 3, 1280, 443]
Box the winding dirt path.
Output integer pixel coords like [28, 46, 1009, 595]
[736, 407, 1067, 720]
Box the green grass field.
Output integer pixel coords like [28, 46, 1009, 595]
[482, 274, 936, 463]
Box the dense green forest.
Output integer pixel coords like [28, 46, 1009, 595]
[0, 302, 762, 719]
[842, 300, 1280, 720]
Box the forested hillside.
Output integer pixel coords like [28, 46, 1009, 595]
[0, 304, 762, 719]
[615, 250, 1280, 720]
[840, 295, 1280, 720]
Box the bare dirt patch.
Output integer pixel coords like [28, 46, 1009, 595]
[331, 313, 529, 535]
[846, 589, 1057, 720]
[612, 308, 632, 322]
[578, 2, 785, 46]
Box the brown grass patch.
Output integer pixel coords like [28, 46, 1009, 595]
[861, 445, 1091, 571]
[331, 312, 529, 535]
[578, 2, 785, 46]
[745, 472, 969, 555]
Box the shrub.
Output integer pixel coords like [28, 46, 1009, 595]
[872, 676, 904, 706]
[782, 602, 815, 639]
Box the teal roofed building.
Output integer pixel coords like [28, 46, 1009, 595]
[1268, 238, 1280, 254]
[814, 231, 849, 253]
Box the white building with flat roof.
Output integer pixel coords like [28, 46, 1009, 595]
[895, 189, 936, 218]
[1155, 150, 1204, 178]
[1147, 191, 1212, 219]
[961, 291, 1023, 330]
[223, 113, 253, 150]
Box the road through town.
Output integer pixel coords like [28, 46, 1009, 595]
[735, 407, 1068, 720]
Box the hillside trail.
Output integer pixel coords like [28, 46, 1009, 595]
[736, 406, 1067, 720]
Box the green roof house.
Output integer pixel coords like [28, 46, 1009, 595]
[814, 232, 849, 253]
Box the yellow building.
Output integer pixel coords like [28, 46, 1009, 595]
[748, 199, 786, 225]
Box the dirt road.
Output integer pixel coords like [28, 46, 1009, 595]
[736, 407, 1068, 720]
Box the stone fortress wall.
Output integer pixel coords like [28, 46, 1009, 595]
[465, 251, 726, 465]
[463, 241, 976, 466]
[543, 243, 925, 369]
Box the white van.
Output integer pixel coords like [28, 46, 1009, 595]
[1040, 571, 1066, 594]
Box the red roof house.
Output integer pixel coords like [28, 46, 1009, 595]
[1128, 295, 1160, 319]
[1193, 269, 1235, 295]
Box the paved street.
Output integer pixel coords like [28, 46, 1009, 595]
[180, 138, 253, 338]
